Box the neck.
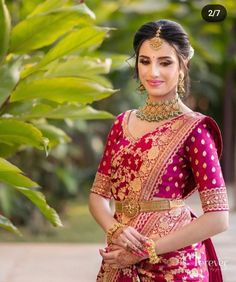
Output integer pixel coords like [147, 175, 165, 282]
[147, 92, 179, 105]
[147, 91, 177, 103]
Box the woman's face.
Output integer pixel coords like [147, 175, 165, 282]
[137, 39, 181, 101]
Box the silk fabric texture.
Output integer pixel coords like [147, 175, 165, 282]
[91, 111, 229, 282]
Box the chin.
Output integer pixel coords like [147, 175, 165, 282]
[148, 91, 167, 98]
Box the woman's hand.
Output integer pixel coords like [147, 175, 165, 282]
[99, 244, 148, 269]
[111, 225, 148, 256]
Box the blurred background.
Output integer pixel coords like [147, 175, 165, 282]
[0, 0, 235, 281]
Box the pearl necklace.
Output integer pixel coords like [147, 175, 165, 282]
[136, 95, 183, 122]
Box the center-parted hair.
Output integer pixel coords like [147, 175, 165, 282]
[133, 19, 192, 96]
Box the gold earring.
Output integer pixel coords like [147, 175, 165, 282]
[177, 72, 185, 98]
[137, 83, 146, 94]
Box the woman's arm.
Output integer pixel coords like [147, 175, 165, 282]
[153, 210, 229, 255]
[89, 192, 116, 232]
[89, 192, 147, 254]
[153, 121, 228, 255]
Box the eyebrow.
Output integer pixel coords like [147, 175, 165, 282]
[139, 55, 173, 60]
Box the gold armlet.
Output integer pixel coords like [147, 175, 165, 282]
[106, 222, 125, 244]
[146, 239, 160, 264]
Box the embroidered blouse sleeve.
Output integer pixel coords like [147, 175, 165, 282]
[185, 120, 229, 213]
[90, 113, 123, 199]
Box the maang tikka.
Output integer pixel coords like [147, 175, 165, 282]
[149, 25, 163, 50]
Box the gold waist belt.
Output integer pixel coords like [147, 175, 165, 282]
[115, 199, 185, 219]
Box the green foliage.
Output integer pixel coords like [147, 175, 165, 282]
[0, 214, 21, 236]
[0, 0, 122, 235]
[0, 200, 104, 242]
[0, 0, 11, 63]
[1, 0, 235, 237]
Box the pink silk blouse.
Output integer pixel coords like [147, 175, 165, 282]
[91, 110, 229, 215]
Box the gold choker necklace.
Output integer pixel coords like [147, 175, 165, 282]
[136, 95, 183, 122]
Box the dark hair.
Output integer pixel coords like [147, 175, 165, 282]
[133, 19, 192, 96]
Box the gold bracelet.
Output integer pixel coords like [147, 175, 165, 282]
[146, 238, 160, 264]
[106, 222, 125, 244]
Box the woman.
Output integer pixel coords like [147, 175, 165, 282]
[89, 19, 229, 282]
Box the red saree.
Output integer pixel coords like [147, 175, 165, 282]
[91, 111, 229, 282]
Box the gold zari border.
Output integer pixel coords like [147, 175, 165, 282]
[90, 171, 111, 199]
[199, 186, 229, 213]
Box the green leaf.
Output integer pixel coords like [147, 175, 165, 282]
[35, 124, 71, 148]
[0, 157, 39, 188]
[0, 172, 39, 187]
[22, 26, 110, 77]
[2, 100, 114, 120]
[91, 1, 119, 24]
[0, 157, 22, 173]
[0, 61, 21, 107]
[28, 0, 68, 17]
[45, 104, 114, 120]
[10, 4, 95, 54]
[0, 143, 19, 158]
[89, 52, 129, 71]
[10, 77, 117, 104]
[14, 186, 63, 227]
[0, 119, 47, 149]
[0, 214, 21, 235]
[45, 56, 112, 77]
[0, 0, 11, 64]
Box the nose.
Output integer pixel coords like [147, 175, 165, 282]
[150, 63, 160, 77]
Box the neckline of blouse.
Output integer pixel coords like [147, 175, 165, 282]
[122, 109, 188, 143]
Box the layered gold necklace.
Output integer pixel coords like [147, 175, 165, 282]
[136, 95, 183, 122]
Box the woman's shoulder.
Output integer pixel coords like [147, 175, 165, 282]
[184, 111, 221, 131]
[184, 111, 223, 157]
[113, 109, 135, 123]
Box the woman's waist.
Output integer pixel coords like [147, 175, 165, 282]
[114, 198, 185, 219]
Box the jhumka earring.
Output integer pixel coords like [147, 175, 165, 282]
[177, 72, 185, 99]
[137, 83, 146, 94]
[149, 25, 163, 50]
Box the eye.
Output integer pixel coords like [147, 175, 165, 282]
[160, 61, 172, 66]
[139, 59, 150, 65]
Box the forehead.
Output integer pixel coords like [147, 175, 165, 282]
[139, 39, 177, 59]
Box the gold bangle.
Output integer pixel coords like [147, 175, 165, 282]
[106, 222, 124, 244]
[146, 238, 160, 264]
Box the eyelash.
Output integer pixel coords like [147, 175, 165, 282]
[139, 60, 172, 66]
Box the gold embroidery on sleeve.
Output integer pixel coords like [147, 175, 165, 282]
[199, 186, 229, 212]
[91, 171, 111, 198]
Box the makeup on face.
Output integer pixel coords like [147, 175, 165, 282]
[137, 40, 181, 100]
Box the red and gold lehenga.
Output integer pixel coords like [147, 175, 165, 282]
[91, 110, 229, 282]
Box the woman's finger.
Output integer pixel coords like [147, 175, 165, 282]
[128, 227, 148, 244]
[122, 230, 148, 255]
[99, 248, 121, 264]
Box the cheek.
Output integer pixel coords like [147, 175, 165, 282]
[164, 68, 179, 84]
[137, 64, 148, 79]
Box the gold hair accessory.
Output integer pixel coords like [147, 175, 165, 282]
[145, 238, 160, 264]
[136, 94, 183, 122]
[106, 222, 125, 244]
[149, 26, 163, 50]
